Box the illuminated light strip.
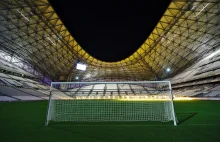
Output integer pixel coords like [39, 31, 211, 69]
[17, 10, 30, 22]
[67, 95, 197, 101]
[73, 95, 174, 100]
[201, 48, 220, 62]
[46, 37, 56, 46]
[174, 97, 194, 100]
[194, 2, 210, 17]
[76, 63, 87, 71]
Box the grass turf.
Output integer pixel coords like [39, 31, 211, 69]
[0, 100, 220, 142]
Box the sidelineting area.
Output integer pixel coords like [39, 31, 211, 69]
[46, 81, 177, 126]
[0, 100, 220, 142]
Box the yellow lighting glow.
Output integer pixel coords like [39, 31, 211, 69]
[72, 96, 195, 101]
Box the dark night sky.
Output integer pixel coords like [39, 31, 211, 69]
[49, 0, 171, 62]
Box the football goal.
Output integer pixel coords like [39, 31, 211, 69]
[45, 81, 177, 126]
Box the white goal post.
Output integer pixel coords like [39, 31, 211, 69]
[45, 81, 177, 126]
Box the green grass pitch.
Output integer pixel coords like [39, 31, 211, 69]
[0, 100, 220, 142]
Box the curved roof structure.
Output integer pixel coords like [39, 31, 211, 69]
[0, 0, 220, 81]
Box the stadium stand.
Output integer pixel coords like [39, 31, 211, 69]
[3, 67, 220, 101]
[169, 47, 220, 98]
[0, 59, 33, 77]
[0, 86, 43, 101]
[1, 18, 220, 101]
[1, 66, 220, 101]
[0, 57, 53, 101]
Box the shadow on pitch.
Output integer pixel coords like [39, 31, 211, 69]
[176, 112, 197, 125]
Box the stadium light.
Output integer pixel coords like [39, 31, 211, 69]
[203, 49, 220, 61]
[166, 68, 171, 72]
[46, 37, 56, 46]
[76, 63, 87, 71]
[194, 2, 210, 17]
[17, 10, 30, 22]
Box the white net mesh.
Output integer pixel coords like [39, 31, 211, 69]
[46, 81, 177, 125]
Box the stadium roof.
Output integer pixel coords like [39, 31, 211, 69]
[0, 0, 220, 81]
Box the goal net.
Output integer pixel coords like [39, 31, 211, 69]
[45, 81, 177, 126]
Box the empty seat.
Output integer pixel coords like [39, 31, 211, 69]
[22, 82, 38, 88]
[7, 75, 27, 81]
[93, 84, 105, 91]
[0, 96, 17, 101]
[0, 73, 10, 78]
[0, 86, 43, 100]
[14, 96, 43, 101]
[16, 88, 47, 98]
[36, 90, 50, 95]
[4, 78, 23, 86]
[205, 91, 220, 97]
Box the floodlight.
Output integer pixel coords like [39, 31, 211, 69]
[75, 76, 79, 80]
[76, 63, 87, 71]
[203, 49, 220, 61]
[166, 68, 170, 72]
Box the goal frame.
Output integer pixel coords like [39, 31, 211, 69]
[45, 81, 177, 126]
